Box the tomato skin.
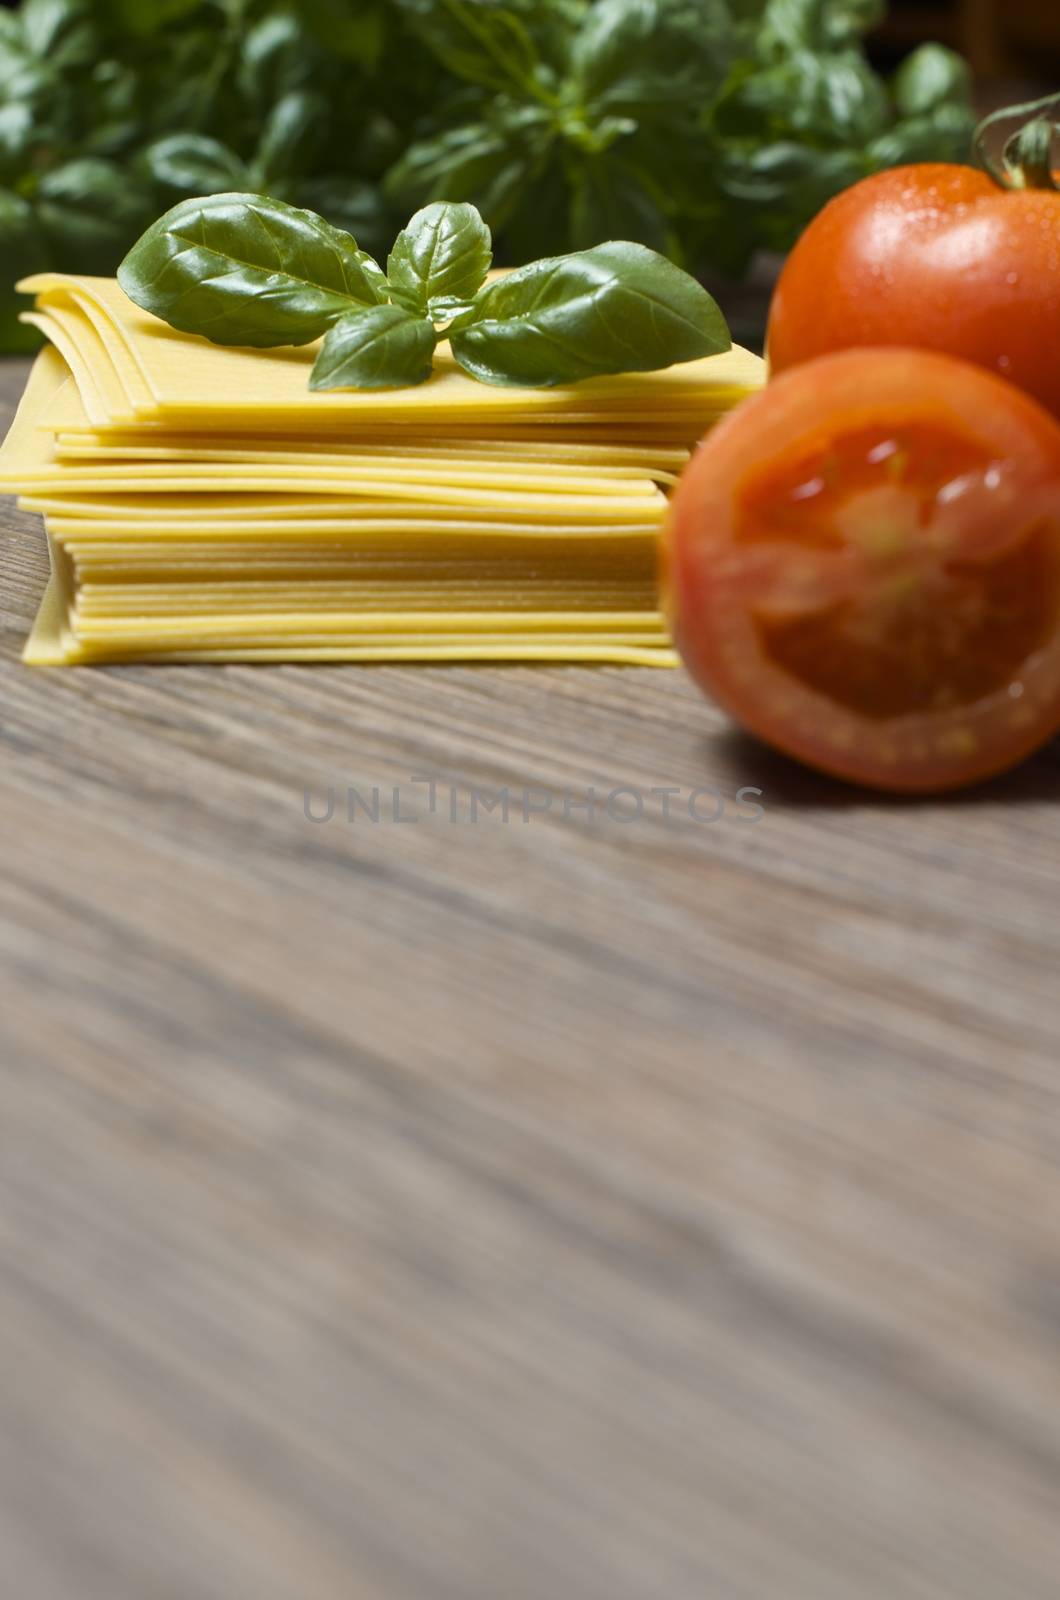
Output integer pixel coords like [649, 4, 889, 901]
[667, 348, 1060, 793]
[767, 164, 1060, 420]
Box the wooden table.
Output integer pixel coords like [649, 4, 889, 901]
[2, 355, 1059, 1598]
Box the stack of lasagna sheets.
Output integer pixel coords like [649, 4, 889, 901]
[0, 273, 764, 666]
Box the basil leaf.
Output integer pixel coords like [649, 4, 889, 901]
[117, 192, 388, 349]
[82, 61, 141, 158]
[394, 0, 540, 96]
[868, 103, 975, 170]
[251, 90, 330, 186]
[426, 294, 476, 322]
[309, 304, 437, 390]
[809, 53, 889, 143]
[761, 0, 885, 55]
[20, 0, 97, 72]
[717, 141, 869, 249]
[569, 157, 669, 253]
[570, 0, 662, 103]
[143, 134, 249, 198]
[717, 50, 888, 146]
[386, 201, 491, 316]
[570, 0, 734, 117]
[36, 158, 157, 276]
[385, 110, 549, 237]
[237, 11, 324, 109]
[891, 44, 972, 119]
[449, 241, 729, 387]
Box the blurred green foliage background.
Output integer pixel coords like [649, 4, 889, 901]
[0, 0, 975, 350]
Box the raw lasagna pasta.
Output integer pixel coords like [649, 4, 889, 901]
[1, 273, 764, 666]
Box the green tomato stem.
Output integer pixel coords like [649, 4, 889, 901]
[974, 92, 1060, 191]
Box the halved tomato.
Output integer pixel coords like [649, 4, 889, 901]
[665, 348, 1060, 792]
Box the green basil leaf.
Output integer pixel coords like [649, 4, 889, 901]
[449, 240, 730, 386]
[568, 157, 669, 253]
[237, 11, 328, 109]
[891, 44, 973, 119]
[570, 0, 661, 101]
[309, 304, 437, 390]
[143, 134, 250, 198]
[426, 293, 477, 322]
[83, 117, 143, 162]
[570, 0, 734, 116]
[868, 103, 975, 170]
[20, 0, 98, 71]
[117, 192, 388, 349]
[717, 48, 888, 146]
[384, 114, 545, 234]
[761, 0, 884, 56]
[0, 13, 24, 52]
[36, 158, 157, 276]
[82, 61, 141, 158]
[717, 141, 869, 246]
[251, 90, 331, 186]
[394, 0, 540, 96]
[386, 201, 491, 316]
[809, 53, 889, 143]
[140, 31, 237, 139]
[498, 153, 576, 261]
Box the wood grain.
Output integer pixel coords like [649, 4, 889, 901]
[1, 355, 1060, 1599]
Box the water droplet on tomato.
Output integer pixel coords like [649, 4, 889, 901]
[789, 476, 825, 503]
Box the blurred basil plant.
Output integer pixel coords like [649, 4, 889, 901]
[0, 0, 974, 351]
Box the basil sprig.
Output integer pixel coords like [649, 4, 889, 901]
[119, 194, 731, 389]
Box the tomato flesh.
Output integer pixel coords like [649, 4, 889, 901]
[666, 348, 1060, 792]
[758, 530, 1057, 720]
[742, 422, 1059, 718]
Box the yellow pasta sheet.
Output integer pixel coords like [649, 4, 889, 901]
[19, 273, 764, 430]
[2, 380, 666, 510]
[35, 361, 721, 460]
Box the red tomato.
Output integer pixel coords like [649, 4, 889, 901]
[767, 164, 1060, 420]
[665, 348, 1060, 793]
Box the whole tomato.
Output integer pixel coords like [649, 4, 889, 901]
[767, 161, 1060, 418]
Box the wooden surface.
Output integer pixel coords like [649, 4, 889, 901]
[2, 353, 1060, 1599]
